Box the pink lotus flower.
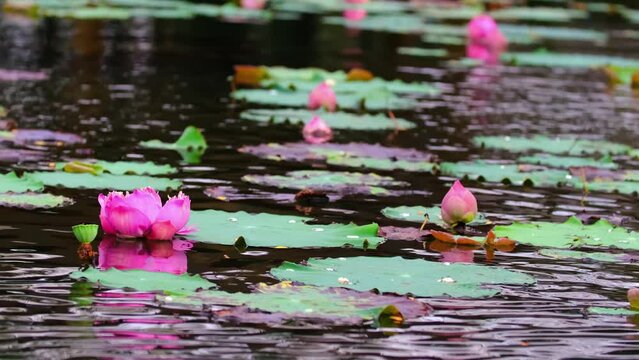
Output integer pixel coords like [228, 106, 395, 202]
[240, 0, 266, 10]
[441, 180, 478, 225]
[98, 236, 189, 275]
[308, 81, 337, 112]
[343, 8, 367, 21]
[98, 187, 191, 241]
[466, 14, 507, 65]
[303, 115, 333, 144]
[629, 288, 639, 309]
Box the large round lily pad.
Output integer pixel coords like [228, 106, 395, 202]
[0, 172, 44, 193]
[271, 256, 535, 298]
[473, 136, 632, 156]
[240, 108, 415, 130]
[440, 161, 571, 186]
[381, 206, 490, 227]
[28, 171, 182, 191]
[493, 216, 639, 250]
[188, 209, 383, 249]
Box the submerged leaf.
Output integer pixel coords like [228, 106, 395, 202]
[271, 256, 535, 298]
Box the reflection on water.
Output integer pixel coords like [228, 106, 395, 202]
[2, 3, 639, 358]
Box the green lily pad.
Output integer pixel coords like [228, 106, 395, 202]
[517, 154, 618, 169]
[588, 307, 639, 315]
[28, 171, 182, 191]
[605, 65, 639, 85]
[270, 0, 409, 14]
[271, 256, 535, 298]
[0, 192, 72, 209]
[140, 126, 207, 152]
[263, 78, 439, 97]
[232, 88, 417, 111]
[502, 51, 639, 68]
[326, 156, 437, 173]
[440, 161, 571, 186]
[491, 7, 587, 22]
[473, 135, 632, 156]
[242, 170, 408, 196]
[397, 47, 449, 58]
[323, 14, 425, 35]
[538, 248, 623, 263]
[499, 24, 607, 43]
[0, 172, 44, 193]
[71, 267, 216, 295]
[493, 216, 639, 250]
[56, 160, 177, 176]
[418, 6, 481, 20]
[187, 209, 383, 249]
[240, 108, 415, 130]
[381, 206, 490, 227]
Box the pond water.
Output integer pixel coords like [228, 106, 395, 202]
[3, 2, 639, 358]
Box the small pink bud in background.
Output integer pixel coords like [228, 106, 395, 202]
[343, 8, 367, 21]
[628, 288, 639, 309]
[466, 14, 507, 65]
[240, 0, 267, 9]
[303, 116, 333, 144]
[307, 81, 337, 112]
[441, 180, 478, 225]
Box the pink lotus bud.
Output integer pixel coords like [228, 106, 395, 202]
[98, 187, 191, 241]
[441, 180, 478, 225]
[240, 0, 266, 10]
[343, 8, 367, 21]
[307, 81, 337, 112]
[302, 115, 333, 144]
[629, 288, 639, 309]
[466, 14, 508, 65]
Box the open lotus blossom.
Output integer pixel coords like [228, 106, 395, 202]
[240, 0, 267, 10]
[303, 115, 333, 144]
[99, 187, 191, 241]
[343, 8, 367, 21]
[628, 288, 639, 309]
[466, 14, 507, 65]
[441, 180, 478, 225]
[308, 81, 337, 112]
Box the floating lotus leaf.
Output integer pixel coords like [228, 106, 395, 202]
[418, 6, 481, 20]
[324, 14, 425, 35]
[502, 51, 639, 68]
[262, 78, 439, 97]
[232, 88, 417, 111]
[604, 65, 639, 85]
[518, 154, 618, 169]
[381, 206, 490, 227]
[240, 109, 415, 130]
[72, 268, 430, 325]
[271, 256, 535, 298]
[188, 209, 383, 249]
[499, 24, 607, 43]
[440, 161, 571, 186]
[493, 216, 639, 250]
[0, 192, 72, 209]
[239, 142, 436, 173]
[56, 160, 177, 176]
[140, 126, 207, 164]
[270, 0, 409, 14]
[242, 170, 408, 196]
[491, 7, 587, 22]
[71, 268, 216, 295]
[28, 171, 181, 191]
[397, 47, 449, 58]
[0, 172, 44, 193]
[473, 135, 632, 155]
[588, 307, 639, 315]
[538, 249, 623, 263]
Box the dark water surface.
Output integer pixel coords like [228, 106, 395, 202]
[3, 6, 639, 359]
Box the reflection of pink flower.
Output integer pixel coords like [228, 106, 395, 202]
[302, 116, 333, 144]
[98, 236, 188, 275]
[308, 81, 337, 112]
[441, 180, 478, 225]
[98, 187, 191, 241]
[343, 8, 367, 21]
[466, 14, 507, 65]
[240, 0, 266, 9]
[441, 248, 474, 263]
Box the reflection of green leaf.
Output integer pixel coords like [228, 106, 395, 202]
[440, 161, 571, 186]
[242, 170, 407, 195]
[0, 172, 44, 193]
[381, 206, 490, 227]
[188, 209, 383, 249]
[494, 216, 639, 250]
[271, 257, 535, 298]
[240, 108, 415, 130]
[518, 154, 618, 169]
[0, 192, 72, 209]
[473, 136, 632, 155]
[538, 248, 622, 263]
[29, 171, 181, 191]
